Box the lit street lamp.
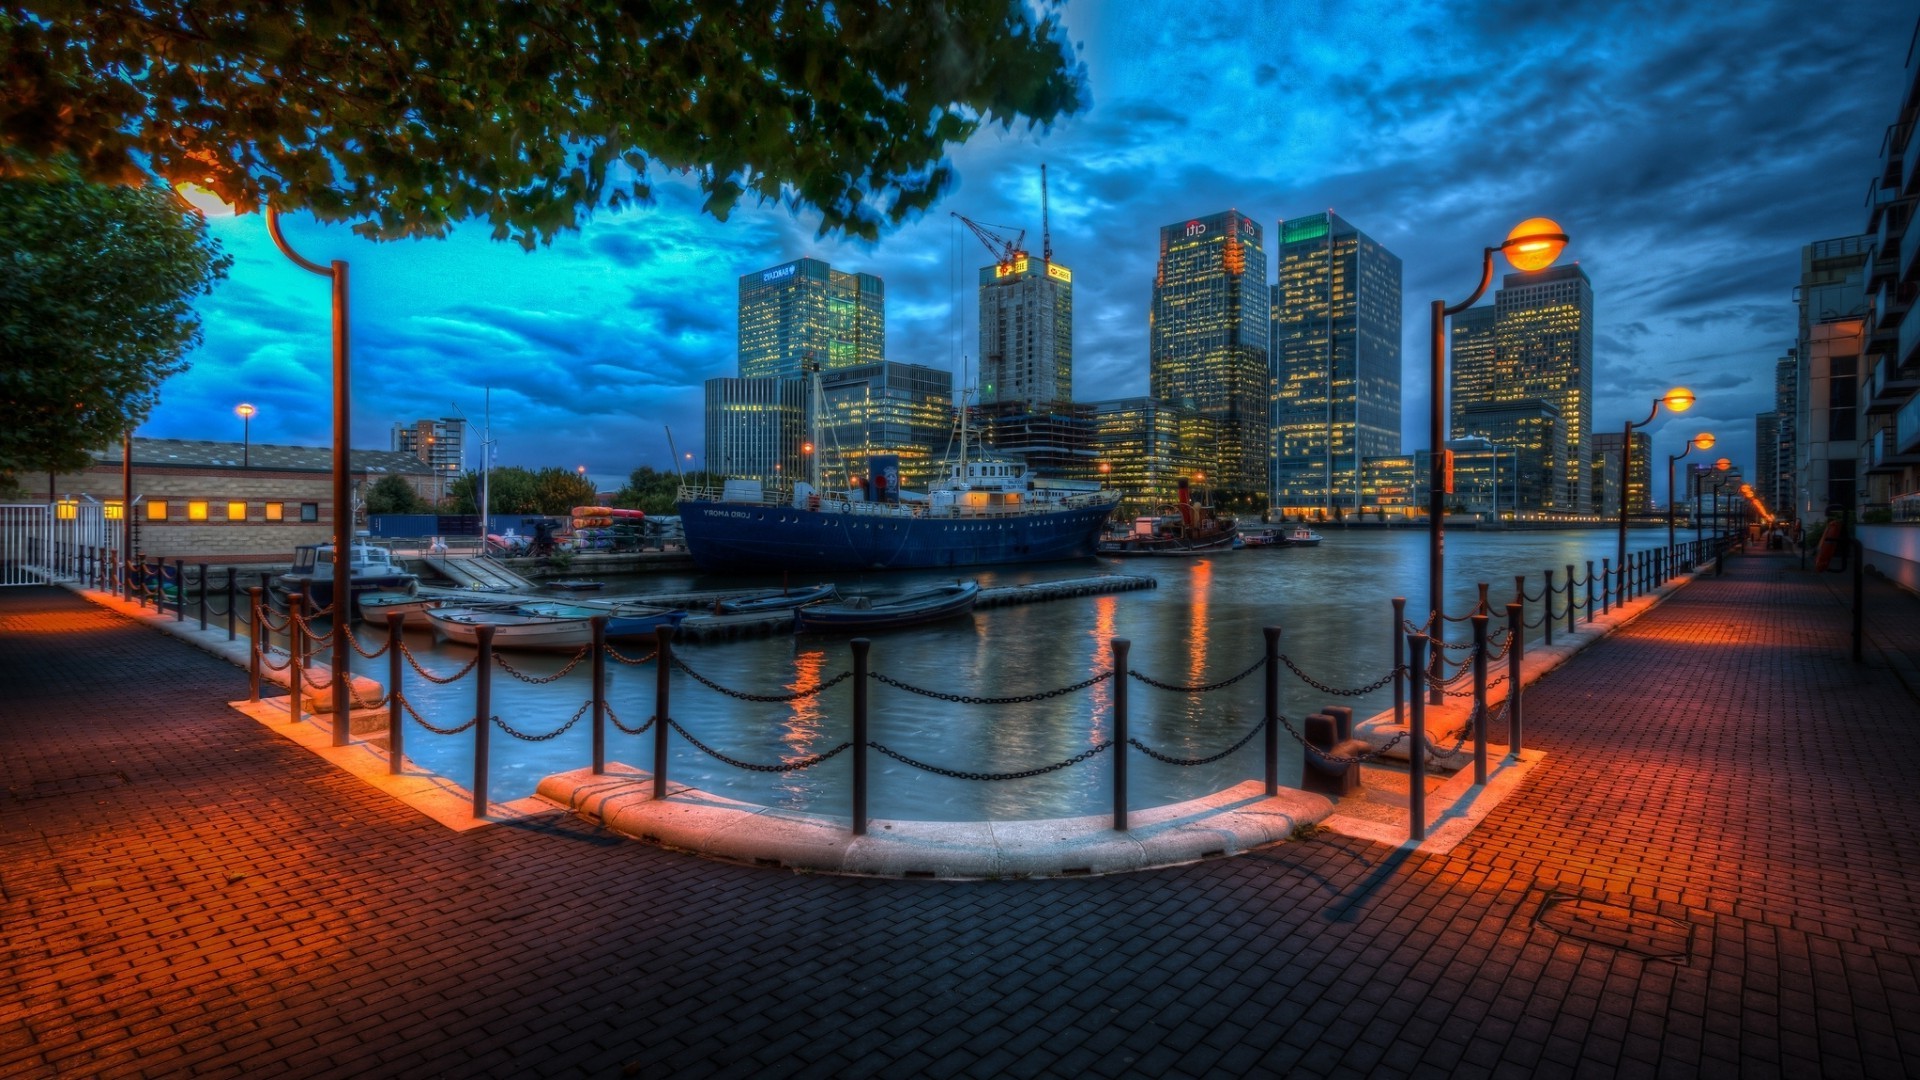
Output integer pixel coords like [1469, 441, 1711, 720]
[235, 402, 256, 467]
[1426, 217, 1568, 702]
[1667, 431, 1715, 556]
[1614, 386, 1695, 580]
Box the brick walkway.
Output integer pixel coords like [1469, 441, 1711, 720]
[3, 552, 1918, 1078]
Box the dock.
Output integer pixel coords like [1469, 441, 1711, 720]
[418, 553, 536, 591]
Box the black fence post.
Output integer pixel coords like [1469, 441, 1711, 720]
[287, 592, 304, 723]
[172, 559, 184, 621]
[1407, 633, 1428, 843]
[1513, 574, 1526, 611]
[248, 586, 263, 702]
[225, 568, 237, 641]
[591, 616, 607, 775]
[1112, 637, 1130, 833]
[1472, 613, 1489, 786]
[852, 637, 871, 836]
[1263, 626, 1281, 797]
[1852, 539, 1865, 664]
[1601, 558, 1611, 614]
[473, 624, 494, 818]
[1476, 582, 1490, 615]
[1585, 560, 1595, 623]
[1542, 570, 1555, 647]
[197, 563, 209, 630]
[652, 625, 675, 800]
[387, 613, 406, 774]
[1390, 599, 1405, 729]
[1506, 602, 1524, 758]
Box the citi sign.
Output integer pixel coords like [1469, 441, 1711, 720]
[1184, 221, 1207, 237]
[762, 264, 798, 283]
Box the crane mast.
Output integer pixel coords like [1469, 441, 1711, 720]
[950, 212, 1027, 275]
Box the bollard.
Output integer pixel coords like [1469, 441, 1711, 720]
[1565, 564, 1576, 636]
[1585, 561, 1595, 624]
[1325, 705, 1353, 743]
[1264, 626, 1282, 797]
[473, 624, 494, 817]
[1299, 714, 1363, 797]
[1542, 570, 1554, 647]
[1852, 539, 1865, 664]
[287, 593, 304, 723]
[1471, 613, 1488, 786]
[652, 625, 675, 800]
[1476, 582, 1490, 615]
[852, 638, 871, 835]
[1390, 599, 1405, 729]
[1112, 637, 1131, 832]
[387, 613, 406, 775]
[225, 568, 237, 641]
[173, 559, 185, 621]
[1506, 602, 1525, 758]
[1601, 558, 1611, 614]
[197, 563, 209, 630]
[1407, 634, 1428, 843]
[1513, 573, 1526, 610]
[248, 587, 263, 701]
[590, 616, 608, 774]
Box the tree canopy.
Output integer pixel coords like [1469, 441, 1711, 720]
[362, 474, 429, 515]
[447, 465, 596, 515]
[2, 1, 1086, 247]
[0, 174, 229, 477]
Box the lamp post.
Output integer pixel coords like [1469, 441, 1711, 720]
[1666, 431, 1715, 560]
[235, 403, 256, 467]
[1616, 387, 1694, 587]
[1427, 218, 1568, 701]
[1706, 458, 1731, 550]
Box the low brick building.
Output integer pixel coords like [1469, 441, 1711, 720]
[39, 438, 438, 564]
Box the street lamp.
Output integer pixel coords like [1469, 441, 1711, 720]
[235, 403, 256, 467]
[1707, 458, 1732, 549]
[1667, 431, 1714, 557]
[1615, 387, 1694, 588]
[1427, 217, 1569, 701]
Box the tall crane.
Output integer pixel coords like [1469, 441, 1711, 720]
[951, 212, 1027, 275]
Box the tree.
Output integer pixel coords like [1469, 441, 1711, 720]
[532, 467, 596, 515]
[0, 174, 229, 477]
[363, 475, 428, 515]
[3, 1, 1085, 247]
[614, 466, 712, 515]
[447, 466, 540, 515]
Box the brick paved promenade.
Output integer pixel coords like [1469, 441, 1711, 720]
[3, 551, 1918, 1078]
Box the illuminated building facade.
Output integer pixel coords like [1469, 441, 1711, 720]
[738, 258, 885, 379]
[1794, 236, 1870, 520]
[1269, 212, 1402, 516]
[1592, 430, 1653, 516]
[1447, 306, 1498, 439]
[1089, 397, 1209, 504]
[817, 362, 953, 490]
[1358, 455, 1420, 519]
[1455, 399, 1564, 513]
[1754, 412, 1779, 515]
[1494, 264, 1593, 511]
[979, 256, 1073, 410]
[979, 401, 1096, 480]
[1150, 210, 1270, 492]
[703, 377, 807, 483]
[1774, 351, 1798, 516]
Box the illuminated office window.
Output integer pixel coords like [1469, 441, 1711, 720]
[227, 501, 248, 521]
[146, 500, 168, 521]
[265, 502, 284, 522]
[188, 500, 209, 521]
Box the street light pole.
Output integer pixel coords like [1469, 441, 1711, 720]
[266, 208, 353, 744]
[1667, 431, 1715, 557]
[1616, 388, 1694, 592]
[236, 403, 255, 467]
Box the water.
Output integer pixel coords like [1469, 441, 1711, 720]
[359, 526, 1686, 820]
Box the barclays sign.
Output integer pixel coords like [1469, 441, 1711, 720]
[761, 263, 798, 283]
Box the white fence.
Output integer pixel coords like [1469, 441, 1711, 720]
[0, 502, 122, 587]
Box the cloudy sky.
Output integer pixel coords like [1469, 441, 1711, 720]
[152, 0, 1911, 499]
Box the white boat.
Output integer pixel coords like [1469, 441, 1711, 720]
[1285, 526, 1324, 547]
[425, 607, 598, 651]
[274, 537, 419, 614]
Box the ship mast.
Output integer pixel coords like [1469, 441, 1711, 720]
[806, 357, 823, 490]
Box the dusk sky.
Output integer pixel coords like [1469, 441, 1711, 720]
[150, 0, 1911, 500]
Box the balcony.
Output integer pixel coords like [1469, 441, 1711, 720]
[1905, 119, 1920, 196]
[1868, 353, 1920, 414]
[1869, 427, 1920, 473]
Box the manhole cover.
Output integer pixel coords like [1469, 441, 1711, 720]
[13, 772, 130, 801]
[1535, 893, 1694, 963]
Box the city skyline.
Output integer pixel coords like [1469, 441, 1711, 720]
[144, 1, 1906, 498]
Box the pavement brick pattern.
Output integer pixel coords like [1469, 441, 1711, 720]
[2, 552, 1918, 1078]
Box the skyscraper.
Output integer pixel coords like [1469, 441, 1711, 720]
[1774, 351, 1798, 517]
[979, 255, 1073, 410]
[703, 377, 806, 485]
[1593, 430, 1652, 516]
[1150, 210, 1270, 492]
[1268, 212, 1403, 517]
[817, 362, 954, 490]
[1447, 306, 1498, 439]
[1492, 264, 1595, 512]
[738, 257, 884, 379]
[1754, 413, 1779, 518]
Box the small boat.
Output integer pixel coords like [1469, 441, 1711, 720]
[1284, 526, 1324, 547]
[514, 601, 689, 641]
[1237, 531, 1285, 549]
[714, 583, 840, 614]
[545, 579, 607, 592]
[357, 592, 445, 622]
[793, 581, 980, 633]
[1097, 479, 1237, 557]
[275, 538, 420, 615]
[426, 607, 599, 651]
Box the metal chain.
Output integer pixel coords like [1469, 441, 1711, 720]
[1127, 657, 1265, 694]
[398, 640, 480, 684]
[871, 668, 1111, 704]
[605, 702, 655, 736]
[347, 633, 392, 660]
[666, 718, 852, 772]
[495, 645, 591, 684]
[1520, 586, 1545, 603]
[288, 609, 335, 647]
[1271, 712, 1410, 764]
[868, 738, 1112, 781]
[1442, 670, 1508, 697]
[396, 692, 480, 736]
[1524, 611, 1548, 629]
[603, 643, 658, 666]
[1279, 655, 1403, 697]
[493, 699, 593, 742]
[257, 646, 296, 672]
[302, 666, 335, 691]
[1405, 612, 1437, 636]
[1438, 608, 1480, 623]
[674, 658, 855, 702]
[1127, 717, 1266, 766]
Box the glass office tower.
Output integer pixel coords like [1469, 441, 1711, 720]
[738, 257, 885, 379]
[1150, 210, 1270, 493]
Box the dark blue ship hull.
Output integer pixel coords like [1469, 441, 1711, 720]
[677, 500, 1117, 573]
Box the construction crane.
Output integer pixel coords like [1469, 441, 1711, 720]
[951, 212, 1027, 275]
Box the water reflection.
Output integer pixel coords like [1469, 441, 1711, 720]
[373, 527, 1678, 820]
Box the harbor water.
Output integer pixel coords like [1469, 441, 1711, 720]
[361, 527, 1687, 821]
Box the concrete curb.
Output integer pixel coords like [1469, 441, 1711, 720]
[538, 768, 1334, 879]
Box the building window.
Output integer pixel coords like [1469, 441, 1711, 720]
[265, 502, 284, 522]
[188, 500, 209, 521]
[300, 503, 319, 522]
[227, 501, 248, 521]
[54, 498, 78, 520]
[104, 501, 124, 521]
[145, 500, 168, 521]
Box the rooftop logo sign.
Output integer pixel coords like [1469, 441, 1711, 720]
[761, 263, 798, 283]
